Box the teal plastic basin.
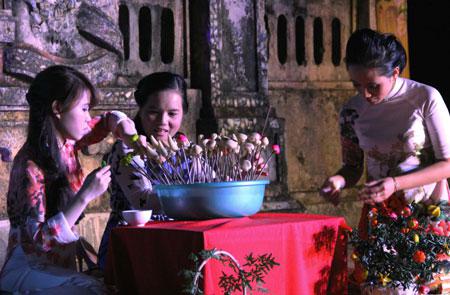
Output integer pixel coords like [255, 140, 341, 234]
[154, 180, 270, 220]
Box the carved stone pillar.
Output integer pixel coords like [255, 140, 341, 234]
[0, 4, 16, 166]
[195, 0, 289, 207]
[0, 5, 14, 84]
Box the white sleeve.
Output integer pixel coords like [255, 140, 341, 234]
[26, 212, 79, 252]
[109, 111, 130, 133]
[110, 141, 154, 209]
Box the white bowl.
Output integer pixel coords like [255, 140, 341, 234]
[122, 210, 152, 226]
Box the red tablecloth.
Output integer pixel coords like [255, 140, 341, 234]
[104, 212, 348, 295]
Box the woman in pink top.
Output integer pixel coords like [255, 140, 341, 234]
[321, 28, 450, 212]
[320, 28, 450, 290]
[0, 65, 139, 293]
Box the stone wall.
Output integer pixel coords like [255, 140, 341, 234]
[0, 0, 391, 266]
[269, 86, 364, 227]
[0, 0, 200, 264]
[264, 0, 365, 224]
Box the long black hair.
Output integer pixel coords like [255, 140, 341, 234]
[345, 28, 407, 76]
[24, 65, 98, 220]
[133, 72, 188, 135]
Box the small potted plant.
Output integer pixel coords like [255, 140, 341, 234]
[349, 201, 450, 294]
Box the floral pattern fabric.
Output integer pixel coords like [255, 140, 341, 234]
[340, 77, 450, 204]
[5, 114, 110, 270]
[97, 139, 173, 269]
[106, 140, 159, 217]
[105, 138, 190, 218]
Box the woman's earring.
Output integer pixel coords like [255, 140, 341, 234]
[52, 101, 61, 119]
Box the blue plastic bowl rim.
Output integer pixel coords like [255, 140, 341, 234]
[154, 179, 270, 190]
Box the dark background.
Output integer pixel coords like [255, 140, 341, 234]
[408, 0, 450, 107]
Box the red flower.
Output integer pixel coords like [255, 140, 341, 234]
[400, 227, 410, 234]
[388, 212, 398, 220]
[408, 218, 419, 230]
[400, 206, 412, 217]
[387, 195, 406, 212]
[271, 144, 281, 155]
[371, 219, 378, 227]
[418, 285, 430, 294]
[176, 134, 188, 143]
[432, 226, 445, 236]
[413, 250, 426, 263]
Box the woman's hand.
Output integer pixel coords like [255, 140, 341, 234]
[320, 175, 345, 206]
[115, 119, 137, 144]
[358, 177, 395, 205]
[115, 120, 148, 155]
[65, 165, 111, 227]
[79, 165, 111, 203]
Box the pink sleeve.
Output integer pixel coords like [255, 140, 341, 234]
[75, 111, 132, 150]
[24, 161, 78, 252]
[75, 113, 111, 150]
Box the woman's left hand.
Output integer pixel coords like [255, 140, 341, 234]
[358, 177, 396, 205]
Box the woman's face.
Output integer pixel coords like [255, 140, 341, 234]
[53, 89, 92, 141]
[347, 65, 399, 105]
[139, 90, 184, 143]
